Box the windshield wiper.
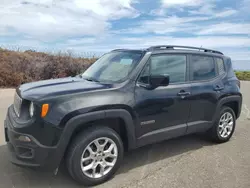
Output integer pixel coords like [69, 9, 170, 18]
[77, 74, 83, 78]
[84, 77, 100, 83]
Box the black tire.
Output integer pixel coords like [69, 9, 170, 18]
[66, 126, 124, 186]
[207, 106, 236, 143]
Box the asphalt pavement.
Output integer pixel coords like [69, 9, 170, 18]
[0, 82, 249, 188]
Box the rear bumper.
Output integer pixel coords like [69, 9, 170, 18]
[4, 111, 61, 171]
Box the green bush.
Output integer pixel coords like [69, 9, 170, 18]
[0, 49, 97, 87]
[235, 71, 250, 81]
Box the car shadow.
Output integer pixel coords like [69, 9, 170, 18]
[0, 134, 213, 188]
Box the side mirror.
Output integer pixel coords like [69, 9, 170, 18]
[149, 75, 170, 89]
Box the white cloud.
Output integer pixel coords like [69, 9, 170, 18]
[0, 0, 249, 63]
[65, 38, 97, 45]
[73, 0, 139, 19]
[120, 36, 250, 49]
[117, 15, 211, 34]
[64, 35, 250, 60]
[120, 10, 242, 35]
[116, 36, 250, 60]
[223, 51, 250, 60]
[0, 0, 138, 40]
[2, 34, 249, 61]
[23, 0, 53, 6]
[197, 23, 250, 35]
[161, 0, 202, 7]
[189, 5, 237, 18]
[151, 0, 237, 24]
[0, 38, 47, 52]
[54, 35, 250, 53]
[189, 2, 237, 18]
[150, 0, 204, 16]
[241, 0, 250, 16]
[243, 0, 250, 6]
[188, 3, 215, 15]
[150, 8, 166, 16]
[215, 9, 238, 17]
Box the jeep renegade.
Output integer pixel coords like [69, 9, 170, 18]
[4, 45, 242, 186]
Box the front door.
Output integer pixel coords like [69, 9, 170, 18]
[134, 53, 191, 147]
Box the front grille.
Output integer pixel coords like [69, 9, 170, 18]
[14, 92, 22, 117]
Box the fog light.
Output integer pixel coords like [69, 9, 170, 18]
[17, 135, 31, 142]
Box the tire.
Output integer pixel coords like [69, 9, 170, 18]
[207, 106, 236, 143]
[66, 126, 124, 186]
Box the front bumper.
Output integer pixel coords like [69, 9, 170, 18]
[4, 109, 60, 171]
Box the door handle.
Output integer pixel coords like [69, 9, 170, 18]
[177, 91, 191, 96]
[213, 85, 224, 91]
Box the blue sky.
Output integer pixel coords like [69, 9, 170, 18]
[0, 0, 250, 69]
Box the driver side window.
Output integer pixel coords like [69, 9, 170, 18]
[138, 54, 187, 84]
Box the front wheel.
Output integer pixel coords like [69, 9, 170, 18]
[208, 106, 236, 143]
[66, 127, 124, 186]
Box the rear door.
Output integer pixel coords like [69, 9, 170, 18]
[187, 54, 225, 133]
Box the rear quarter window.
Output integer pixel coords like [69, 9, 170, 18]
[215, 58, 225, 75]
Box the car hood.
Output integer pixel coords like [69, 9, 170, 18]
[17, 77, 112, 101]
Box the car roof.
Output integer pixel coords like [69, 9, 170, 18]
[150, 49, 225, 58]
[112, 45, 228, 58]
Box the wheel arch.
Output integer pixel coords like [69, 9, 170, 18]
[214, 95, 242, 122]
[54, 109, 137, 167]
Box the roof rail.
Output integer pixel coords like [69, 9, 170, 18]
[112, 49, 127, 51]
[147, 45, 224, 55]
[111, 49, 146, 52]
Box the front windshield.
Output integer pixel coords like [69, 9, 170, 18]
[82, 51, 144, 83]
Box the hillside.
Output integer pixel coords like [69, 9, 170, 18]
[0, 48, 96, 87]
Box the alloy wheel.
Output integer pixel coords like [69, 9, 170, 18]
[80, 137, 118, 179]
[218, 112, 234, 138]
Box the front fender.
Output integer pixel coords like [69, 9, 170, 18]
[53, 109, 136, 167]
[105, 109, 136, 149]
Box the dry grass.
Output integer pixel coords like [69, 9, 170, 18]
[1, 48, 249, 87]
[0, 48, 96, 87]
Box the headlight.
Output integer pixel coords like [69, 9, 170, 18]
[29, 102, 34, 117]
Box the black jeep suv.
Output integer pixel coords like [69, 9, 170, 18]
[5, 45, 242, 186]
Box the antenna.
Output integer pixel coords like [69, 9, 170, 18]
[199, 45, 203, 51]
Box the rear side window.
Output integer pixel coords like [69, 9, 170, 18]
[190, 55, 216, 81]
[215, 58, 225, 75]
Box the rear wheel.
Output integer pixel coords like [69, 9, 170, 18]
[66, 127, 124, 186]
[208, 106, 236, 143]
